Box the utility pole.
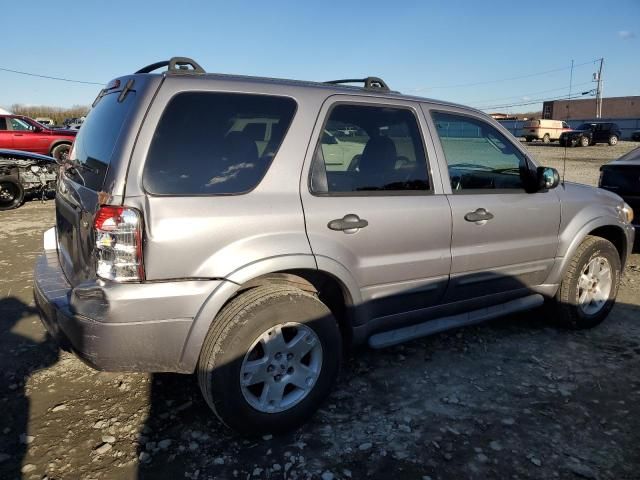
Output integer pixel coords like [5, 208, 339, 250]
[594, 58, 604, 118]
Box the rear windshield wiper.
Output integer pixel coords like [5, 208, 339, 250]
[61, 158, 96, 185]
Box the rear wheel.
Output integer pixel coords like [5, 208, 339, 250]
[580, 136, 590, 147]
[542, 133, 551, 143]
[0, 176, 25, 210]
[197, 284, 341, 434]
[526, 136, 535, 143]
[608, 135, 618, 146]
[50, 143, 70, 161]
[551, 236, 621, 329]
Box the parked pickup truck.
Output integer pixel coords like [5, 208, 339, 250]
[0, 114, 77, 160]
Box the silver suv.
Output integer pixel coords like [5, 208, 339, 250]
[34, 57, 635, 434]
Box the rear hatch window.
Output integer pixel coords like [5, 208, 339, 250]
[56, 84, 140, 286]
[67, 89, 138, 191]
[143, 92, 296, 195]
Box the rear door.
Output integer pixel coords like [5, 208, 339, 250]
[593, 124, 606, 143]
[301, 96, 452, 321]
[425, 107, 560, 302]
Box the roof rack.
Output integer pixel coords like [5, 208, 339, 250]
[135, 57, 205, 75]
[324, 77, 390, 92]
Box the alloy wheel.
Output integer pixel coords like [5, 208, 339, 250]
[577, 256, 613, 315]
[240, 322, 323, 413]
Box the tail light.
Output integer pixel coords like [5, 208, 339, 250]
[93, 205, 145, 282]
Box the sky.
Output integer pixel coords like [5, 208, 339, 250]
[2, 0, 639, 113]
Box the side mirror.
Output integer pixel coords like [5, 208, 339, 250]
[537, 166, 560, 190]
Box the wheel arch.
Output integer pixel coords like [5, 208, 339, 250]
[48, 140, 72, 156]
[549, 218, 631, 286]
[178, 255, 361, 373]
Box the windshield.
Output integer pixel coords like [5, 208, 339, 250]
[67, 89, 137, 190]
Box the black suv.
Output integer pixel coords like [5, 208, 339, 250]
[559, 122, 622, 147]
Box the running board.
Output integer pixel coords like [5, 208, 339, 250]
[368, 294, 544, 349]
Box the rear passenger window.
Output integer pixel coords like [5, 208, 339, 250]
[144, 92, 296, 195]
[310, 104, 430, 194]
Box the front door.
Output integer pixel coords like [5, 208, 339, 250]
[426, 108, 560, 302]
[9, 117, 49, 154]
[301, 97, 452, 321]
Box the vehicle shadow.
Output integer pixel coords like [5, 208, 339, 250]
[0, 297, 59, 480]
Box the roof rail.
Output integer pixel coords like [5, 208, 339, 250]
[324, 77, 390, 92]
[135, 57, 205, 75]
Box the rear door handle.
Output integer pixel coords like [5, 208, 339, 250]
[464, 208, 494, 223]
[328, 214, 368, 233]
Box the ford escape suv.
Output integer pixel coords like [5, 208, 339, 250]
[34, 57, 635, 434]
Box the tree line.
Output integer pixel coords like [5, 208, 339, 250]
[9, 104, 90, 125]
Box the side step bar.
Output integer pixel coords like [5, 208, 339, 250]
[368, 294, 544, 349]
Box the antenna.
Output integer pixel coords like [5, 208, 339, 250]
[562, 59, 574, 188]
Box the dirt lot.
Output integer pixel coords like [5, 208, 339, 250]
[1, 142, 639, 480]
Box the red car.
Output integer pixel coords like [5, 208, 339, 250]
[0, 114, 77, 160]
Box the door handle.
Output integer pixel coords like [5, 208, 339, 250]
[13, 134, 24, 137]
[464, 208, 494, 223]
[328, 214, 368, 233]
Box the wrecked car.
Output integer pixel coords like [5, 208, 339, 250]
[0, 149, 58, 210]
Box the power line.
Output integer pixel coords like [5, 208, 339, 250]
[413, 58, 600, 90]
[0, 66, 102, 85]
[478, 91, 595, 111]
[469, 81, 593, 107]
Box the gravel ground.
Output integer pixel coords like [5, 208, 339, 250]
[1, 145, 639, 480]
[522, 140, 639, 186]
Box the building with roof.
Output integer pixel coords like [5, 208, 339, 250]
[542, 96, 640, 120]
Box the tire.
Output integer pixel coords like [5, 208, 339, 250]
[580, 136, 590, 147]
[551, 236, 621, 329]
[608, 135, 618, 146]
[0, 176, 25, 210]
[542, 133, 551, 144]
[197, 284, 342, 434]
[526, 136, 535, 143]
[50, 143, 71, 161]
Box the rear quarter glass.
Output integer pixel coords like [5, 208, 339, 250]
[69, 90, 138, 191]
[143, 92, 297, 195]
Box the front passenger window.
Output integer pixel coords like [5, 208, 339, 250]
[432, 111, 528, 192]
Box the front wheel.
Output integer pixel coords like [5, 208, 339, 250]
[50, 143, 70, 161]
[551, 236, 621, 329]
[0, 176, 25, 210]
[542, 133, 551, 143]
[580, 136, 590, 147]
[608, 135, 618, 146]
[197, 284, 341, 434]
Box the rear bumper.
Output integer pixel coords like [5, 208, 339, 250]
[33, 251, 219, 373]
